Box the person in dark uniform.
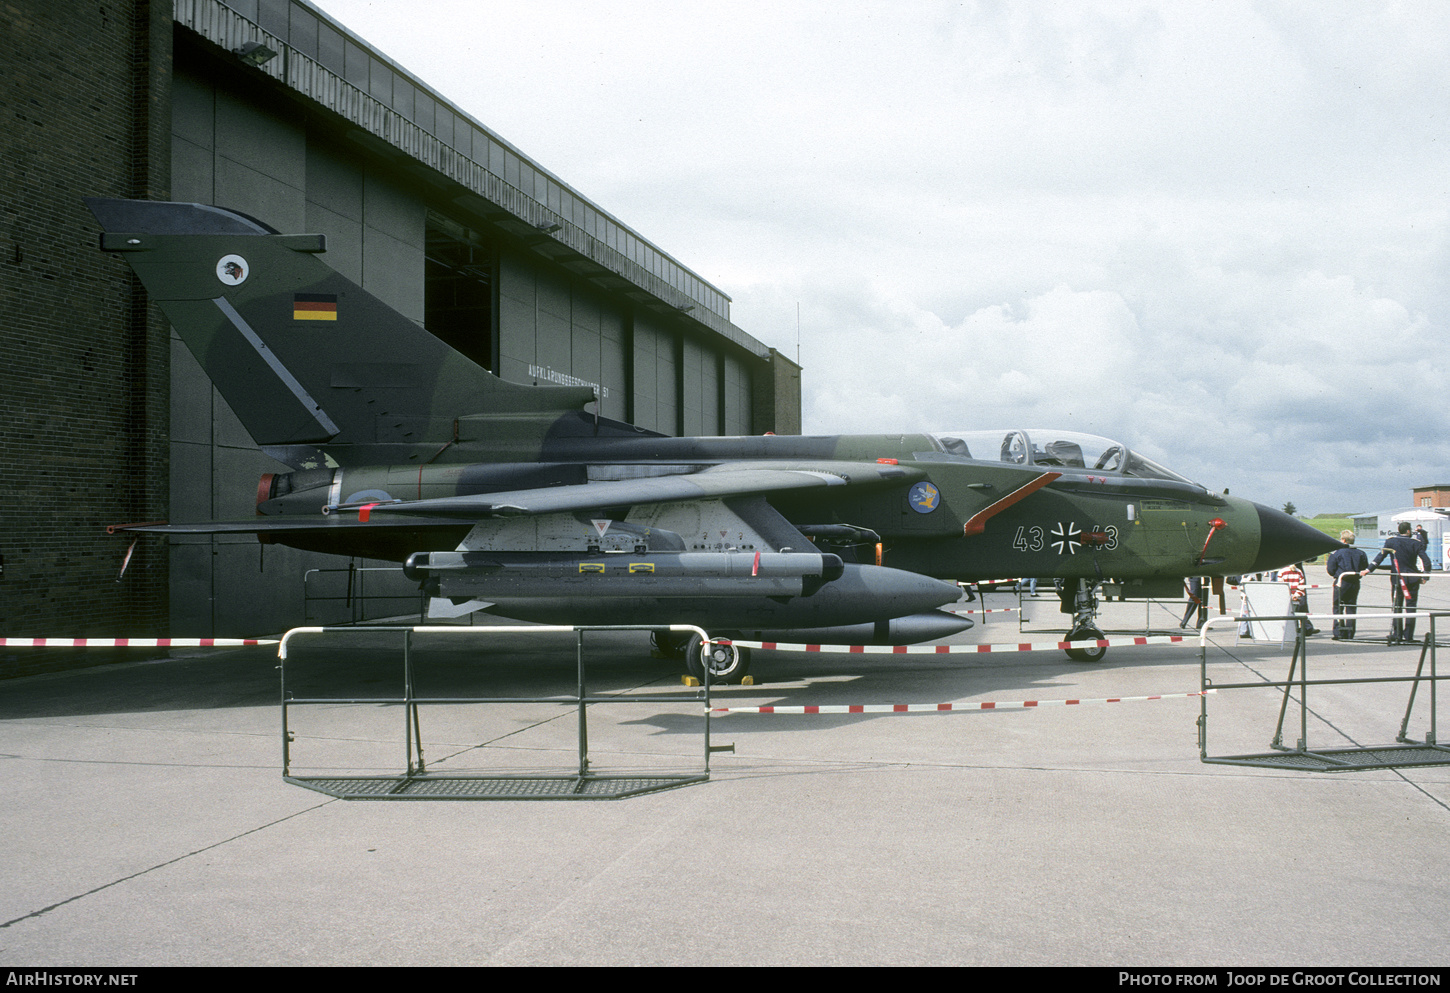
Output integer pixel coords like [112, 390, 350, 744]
[1325, 530, 1369, 640]
[1370, 522, 1432, 644]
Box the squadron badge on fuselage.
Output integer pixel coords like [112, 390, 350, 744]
[908, 481, 941, 514]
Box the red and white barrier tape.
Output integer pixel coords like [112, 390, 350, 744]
[725, 634, 1190, 655]
[1230, 583, 1333, 590]
[1228, 579, 1439, 589]
[1, 638, 277, 647]
[946, 607, 1020, 615]
[710, 688, 1213, 715]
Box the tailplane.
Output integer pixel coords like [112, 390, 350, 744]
[86, 198, 595, 465]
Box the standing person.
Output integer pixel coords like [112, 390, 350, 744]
[1279, 562, 1317, 635]
[1326, 531, 1370, 640]
[1370, 522, 1433, 644]
[1180, 576, 1206, 630]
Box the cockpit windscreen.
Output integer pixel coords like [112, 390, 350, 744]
[930, 430, 1196, 485]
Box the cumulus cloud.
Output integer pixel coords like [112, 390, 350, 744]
[314, 0, 1450, 513]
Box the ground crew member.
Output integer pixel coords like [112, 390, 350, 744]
[1180, 576, 1207, 630]
[1370, 522, 1432, 644]
[1325, 530, 1369, 640]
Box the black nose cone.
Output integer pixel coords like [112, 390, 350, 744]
[1251, 503, 1344, 572]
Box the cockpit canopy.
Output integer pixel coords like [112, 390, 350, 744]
[931, 430, 1196, 485]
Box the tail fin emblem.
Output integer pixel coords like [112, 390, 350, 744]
[216, 255, 248, 285]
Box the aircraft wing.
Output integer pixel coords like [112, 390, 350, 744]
[110, 516, 470, 535]
[361, 460, 923, 519]
[112, 461, 923, 535]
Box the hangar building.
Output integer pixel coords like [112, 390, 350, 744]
[0, 0, 801, 668]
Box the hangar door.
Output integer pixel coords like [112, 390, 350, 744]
[424, 213, 497, 373]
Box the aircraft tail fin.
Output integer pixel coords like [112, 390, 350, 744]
[86, 198, 595, 463]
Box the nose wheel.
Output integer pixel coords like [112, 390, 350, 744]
[1064, 623, 1108, 662]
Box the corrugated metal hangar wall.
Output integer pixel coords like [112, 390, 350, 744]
[0, 0, 801, 666]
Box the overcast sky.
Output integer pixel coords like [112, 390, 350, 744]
[311, 0, 1449, 516]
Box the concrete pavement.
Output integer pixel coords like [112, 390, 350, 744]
[2, 585, 1448, 966]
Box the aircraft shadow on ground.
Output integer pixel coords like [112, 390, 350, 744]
[8, 620, 1400, 729]
[0, 627, 1209, 723]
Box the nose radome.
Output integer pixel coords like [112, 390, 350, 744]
[1251, 503, 1344, 573]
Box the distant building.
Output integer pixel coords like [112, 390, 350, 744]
[1352, 508, 1450, 569]
[1411, 485, 1450, 509]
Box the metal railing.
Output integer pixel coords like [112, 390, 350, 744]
[1016, 570, 1448, 639]
[1195, 611, 1450, 771]
[302, 566, 423, 625]
[1016, 588, 1189, 637]
[276, 623, 727, 799]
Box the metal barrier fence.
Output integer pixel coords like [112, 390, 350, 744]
[1012, 571, 1448, 639]
[1195, 611, 1450, 771]
[1013, 581, 1225, 637]
[277, 623, 727, 799]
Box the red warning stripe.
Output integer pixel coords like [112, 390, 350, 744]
[961, 472, 1061, 536]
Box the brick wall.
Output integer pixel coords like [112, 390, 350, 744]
[0, 0, 171, 676]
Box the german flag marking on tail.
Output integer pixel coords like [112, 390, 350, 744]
[293, 293, 338, 321]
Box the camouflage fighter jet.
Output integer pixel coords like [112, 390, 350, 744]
[86, 199, 1339, 681]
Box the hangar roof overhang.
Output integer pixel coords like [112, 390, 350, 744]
[175, 0, 771, 360]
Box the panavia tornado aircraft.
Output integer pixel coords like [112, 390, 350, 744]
[87, 198, 1339, 681]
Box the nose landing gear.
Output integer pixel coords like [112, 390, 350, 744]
[1061, 579, 1108, 663]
